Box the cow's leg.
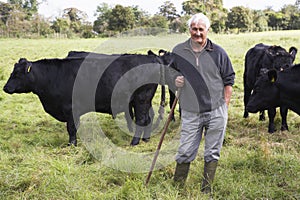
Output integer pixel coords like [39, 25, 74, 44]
[67, 117, 79, 146]
[142, 106, 154, 142]
[130, 104, 144, 146]
[243, 83, 251, 118]
[267, 108, 276, 133]
[280, 106, 289, 131]
[125, 102, 134, 132]
[259, 110, 265, 121]
[130, 103, 151, 146]
[131, 126, 143, 146]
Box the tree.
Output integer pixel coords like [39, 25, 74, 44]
[210, 9, 228, 33]
[252, 10, 268, 31]
[148, 15, 168, 28]
[0, 2, 14, 26]
[182, 0, 224, 16]
[31, 15, 53, 37]
[226, 6, 252, 32]
[63, 7, 87, 22]
[8, 0, 43, 19]
[281, 4, 300, 29]
[266, 11, 285, 30]
[182, 0, 205, 15]
[51, 18, 70, 34]
[93, 3, 112, 34]
[62, 8, 88, 33]
[6, 8, 30, 37]
[157, 1, 179, 21]
[108, 5, 135, 33]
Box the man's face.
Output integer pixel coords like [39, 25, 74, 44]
[189, 21, 208, 45]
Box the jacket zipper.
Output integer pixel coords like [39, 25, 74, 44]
[185, 47, 200, 67]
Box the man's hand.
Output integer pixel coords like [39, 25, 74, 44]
[175, 76, 185, 88]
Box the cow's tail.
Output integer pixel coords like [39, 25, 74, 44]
[152, 85, 166, 130]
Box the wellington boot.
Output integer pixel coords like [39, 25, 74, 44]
[201, 161, 218, 194]
[173, 162, 190, 187]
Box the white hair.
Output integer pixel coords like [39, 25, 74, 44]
[187, 13, 210, 31]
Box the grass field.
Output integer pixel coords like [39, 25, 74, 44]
[0, 30, 300, 199]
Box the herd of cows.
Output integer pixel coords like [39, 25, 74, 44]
[2, 43, 299, 146]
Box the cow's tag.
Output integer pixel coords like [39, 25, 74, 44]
[27, 65, 31, 73]
[271, 77, 275, 83]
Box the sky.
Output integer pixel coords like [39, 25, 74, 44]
[2, 0, 297, 22]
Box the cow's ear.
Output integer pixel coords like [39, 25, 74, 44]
[158, 49, 166, 56]
[147, 50, 156, 56]
[19, 58, 27, 63]
[267, 70, 277, 83]
[19, 58, 31, 73]
[289, 46, 297, 62]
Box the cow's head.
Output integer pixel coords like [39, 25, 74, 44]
[266, 45, 297, 71]
[147, 49, 179, 88]
[3, 58, 34, 94]
[247, 69, 280, 113]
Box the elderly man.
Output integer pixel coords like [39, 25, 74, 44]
[172, 13, 235, 194]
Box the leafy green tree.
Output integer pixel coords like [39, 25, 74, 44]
[81, 23, 95, 38]
[51, 18, 70, 33]
[6, 8, 30, 37]
[93, 3, 112, 34]
[158, 1, 179, 21]
[62, 8, 87, 33]
[182, 0, 205, 15]
[149, 14, 168, 28]
[63, 7, 87, 22]
[281, 4, 300, 29]
[169, 15, 190, 33]
[182, 0, 224, 16]
[226, 6, 252, 32]
[252, 10, 268, 31]
[108, 5, 135, 33]
[266, 11, 285, 30]
[210, 9, 228, 33]
[8, 0, 43, 19]
[31, 15, 54, 37]
[130, 5, 150, 27]
[0, 2, 14, 26]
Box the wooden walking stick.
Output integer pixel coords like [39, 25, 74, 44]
[145, 88, 181, 186]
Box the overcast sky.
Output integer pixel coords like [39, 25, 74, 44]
[2, 0, 297, 21]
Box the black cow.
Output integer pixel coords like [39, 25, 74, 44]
[247, 64, 300, 117]
[3, 53, 177, 146]
[243, 43, 297, 133]
[66, 50, 166, 145]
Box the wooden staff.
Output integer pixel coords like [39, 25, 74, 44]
[145, 89, 180, 186]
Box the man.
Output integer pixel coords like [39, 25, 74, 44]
[172, 13, 235, 194]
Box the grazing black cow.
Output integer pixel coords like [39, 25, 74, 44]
[66, 50, 166, 145]
[243, 43, 297, 133]
[247, 64, 300, 117]
[3, 53, 177, 146]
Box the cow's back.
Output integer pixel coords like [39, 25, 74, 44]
[32, 58, 85, 122]
[244, 43, 270, 88]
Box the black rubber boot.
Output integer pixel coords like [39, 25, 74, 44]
[201, 161, 218, 194]
[173, 162, 190, 186]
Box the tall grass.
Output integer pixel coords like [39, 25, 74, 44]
[0, 31, 300, 199]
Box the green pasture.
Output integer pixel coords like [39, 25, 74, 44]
[0, 31, 300, 199]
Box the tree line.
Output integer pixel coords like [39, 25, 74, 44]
[0, 0, 300, 38]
